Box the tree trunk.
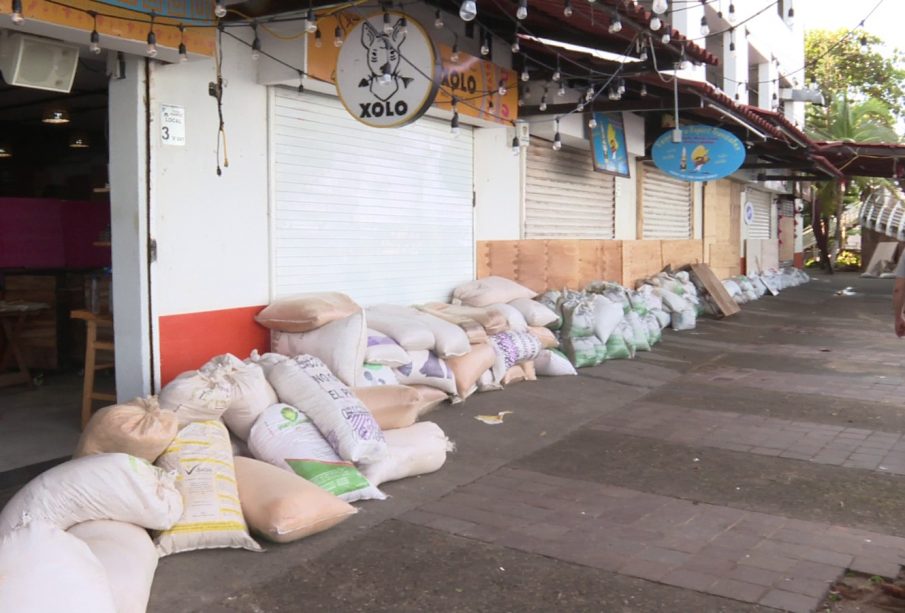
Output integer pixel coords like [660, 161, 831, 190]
[833, 191, 845, 263]
[812, 199, 834, 274]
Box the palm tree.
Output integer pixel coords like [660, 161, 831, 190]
[807, 94, 900, 272]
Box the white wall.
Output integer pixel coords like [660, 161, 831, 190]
[615, 112, 645, 239]
[148, 35, 270, 317]
[474, 126, 521, 240]
[109, 55, 152, 399]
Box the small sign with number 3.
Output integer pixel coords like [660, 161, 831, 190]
[161, 104, 185, 146]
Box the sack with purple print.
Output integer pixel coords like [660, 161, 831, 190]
[267, 355, 387, 464]
[392, 350, 457, 396]
[364, 329, 411, 368]
[488, 330, 543, 381]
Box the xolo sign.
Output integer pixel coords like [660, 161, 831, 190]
[335, 12, 440, 128]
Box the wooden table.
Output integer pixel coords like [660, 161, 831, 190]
[70, 309, 116, 428]
[0, 301, 49, 389]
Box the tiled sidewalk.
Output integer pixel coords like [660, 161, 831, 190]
[592, 401, 905, 473]
[666, 336, 905, 367]
[404, 467, 905, 613]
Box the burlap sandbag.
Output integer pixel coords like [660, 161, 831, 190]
[74, 397, 178, 463]
[255, 292, 360, 333]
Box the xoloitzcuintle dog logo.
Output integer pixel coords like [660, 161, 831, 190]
[359, 17, 414, 102]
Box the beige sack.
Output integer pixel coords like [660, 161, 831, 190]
[254, 292, 361, 332]
[409, 385, 448, 417]
[446, 343, 496, 400]
[233, 457, 357, 544]
[452, 276, 537, 308]
[74, 397, 178, 463]
[352, 385, 421, 430]
[359, 422, 453, 487]
[419, 303, 508, 337]
[528, 326, 559, 349]
[502, 361, 537, 386]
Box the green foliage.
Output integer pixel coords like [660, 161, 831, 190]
[835, 250, 861, 270]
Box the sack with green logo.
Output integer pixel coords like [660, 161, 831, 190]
[248, 404, 385, 503]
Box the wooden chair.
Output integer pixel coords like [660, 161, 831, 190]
[71, 310, 116, 428]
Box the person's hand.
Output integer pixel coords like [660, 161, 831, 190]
[896, 315, 905, 337]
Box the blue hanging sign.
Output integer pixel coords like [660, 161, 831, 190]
[651, 125, 746, 182]
[590, 112, 630, 178]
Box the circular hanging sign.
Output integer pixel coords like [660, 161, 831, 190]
[335, 12, 440, 128]
[651, 125, 746, 182]
[743, 201, 755, 225]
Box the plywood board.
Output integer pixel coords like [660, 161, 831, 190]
[662, 240, 703, 271]
[622, 240, 664, 288]
[779, 218, 795, 261]
[687, 263, 741, 317]
[601, 241, 624, 284]
[546, 240, 582, 291]
[577, 241, 602, 288]
[746, 239, 780, 275]
[515, 240, 549, 293]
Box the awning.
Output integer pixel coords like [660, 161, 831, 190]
[813, 142, 905, 179]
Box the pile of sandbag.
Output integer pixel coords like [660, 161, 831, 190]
[722, 267, 811, 305]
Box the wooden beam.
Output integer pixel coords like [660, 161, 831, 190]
[522, 96, 702, 115]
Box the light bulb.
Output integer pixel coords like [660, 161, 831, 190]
[451, 112, 460, 136]
[451, 45, 460, 63]
[518, 96, 525, 107]
[728, 2, 736, 23]
[729, 41, 736, 56]
[459, 0, 477, 21]
[146, 31, 158, 57]
[553, 131, 562, 151]
[314, 29, 322, 48]
[786, 6, 794, 26]
[588, 116, 597, 129]
[214, 0, 227, 18]
[860, 36, 869, 54]
[557, 84, 566, 96]
[512, 136, 521, 156]
[89, 30, 101, 54]
[552, 69, 561, 82]
[640, 47, 649, 62]
[661, 32, 671, 44]
[539, 96, 547, 111]
[382, 12, 392, 35]
[576, 101, 585, 112]
[586, 86, 594, 102]
[11, 0, 24, 24]
[435, 10, 444, 29]
[305, 11, 318, 33]
[511, 39, 520, 53]
[481, 42, 490, 56]
[563, 0, 572, 17]
[608, 88, 617, 101]
[651, 0, 668, 14]
[680, 58, 691, 70]
[252, 34, 261, 59]
[608, 17, 622, 33]
[700, 17, 709, 36]
[334, 26, 344, 47]
[516, 0, 528, 20]
[650, 16, 661, 31]
[498, 81, 508, 96]
[617, 79, 625, 95]
[640, 83, 648, 96]
[178, 42, 188, 62]
[521, 68, 529, 82]
[398, 17, 408, 35]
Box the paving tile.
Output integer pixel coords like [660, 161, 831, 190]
[725, 565, 787, 587]
[759, 589, 819, 613]
[661, 568, 721, 592]
[708, 578, 768, 602]
[773, 575, 833, 598]
[848, 556, 903, 579]
[619, 558, 673, 582]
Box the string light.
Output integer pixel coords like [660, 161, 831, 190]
[214, 0, 227, 19]
[516, 0, 528, 21]
[480, 32, 491, 57]
[314, 28, 322, 48]
[700, 15, 709, 36]
[251, 24, 261, 60]
[146, 13, 158, 57]
[521, 66, 530, 82]
[786, 2, 795, 26]
[511, 136, 521, 156]
[451, 98, 460, 136]
[640, 83, 648, 96]
[451, 40, 461, 63]
[539, 87, 548, 111]
[552, 58, 561, 82]
[89, 12, 101, 54]
[557, 83, 566, 96]
[334, 25, 344, 47]
[553, 120, 562, 151]
[511, 30, 520, 54]
[588, 115, 597, 129]
[382, 11, 392, 35]
[498, 79, 508, 96]
[434, 9, 444, 29]
[459, 0, 477, 21]
[585, 85, 594, 102]
[729, 28, 736, 57]
[398, 16, 408, 35]
[652, 0, 668, 14]
[860, 35, 869, 54]
[728, 2, 737, 23]
[617, 78, 626, 95]
[608, 13, 622, 33]
[650, 15, 661, 31]
[178, 24, 188, 62]
[298, 70, 304, 93]
[661, 29, 670, 44]
[563, 0, 573, 18]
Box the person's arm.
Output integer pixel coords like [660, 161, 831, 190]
[895, 278, 905, 337]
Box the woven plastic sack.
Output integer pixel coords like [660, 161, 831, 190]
[357, 362, 400, 387]
[592, 295, 624, 344]
[365, 329, 411, 367]
[508, 297, 559, 327]
[535, 291, 563, 330]
[562, 335, 603, 368]
[605, 332, 632, 360]
[627, 312, 651, 352]
[561, 297, 597, 338]
[393, 350, 457, 397]
[534, 349, 577, 376]
[488, 330, 543, 379]
[270, 311, 367, 387]
[74, 396, 178, 463]
[158, 368, 232, 428]
[359, 422, 453, 487]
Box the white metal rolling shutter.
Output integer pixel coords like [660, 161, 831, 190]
[524, 139, 615, 238]
[747, 188, 772, 239]
[271, 90, 474, 305]
[641, 165, 692, 239]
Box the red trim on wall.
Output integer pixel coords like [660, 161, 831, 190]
[159, 305, 269, 386]
[793, 252, 804, 269]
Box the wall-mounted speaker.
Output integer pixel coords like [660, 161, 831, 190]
[0, 32, 79, 93]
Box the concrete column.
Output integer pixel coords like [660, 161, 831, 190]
[722, 27, 748, 101]
[757, 61, 776, 110]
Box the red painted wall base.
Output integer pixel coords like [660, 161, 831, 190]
[793, 252, 804, 269]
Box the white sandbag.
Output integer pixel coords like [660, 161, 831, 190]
[562, 335, 605, 367]
[476, 368, 502, 392]
[245, 350, 289, 377]
[267, 355, 387, 463]
[657, 289, 691, 314]
[627, 311, 651, 352]
[158, 368, 232, 428]
[452, 276, 537, 308]
[635, 284, 664, 312]
[617, 321, 637, 358]
[534, 350, 577, 376]
[371, 305, 469, 358]
[0, 453, 182, 535]
[393, 350, 457, 396]
[592, 295, 624, 344]
[249, 404, 385, 503]
[644, 313, 662, 345]
[535, 291, 563, 330]
[652, 308, 671, 330]
[220, 360, 279, 441]
[722, 279, 742, 299]
[491, 302, 529, 331]
[199, 353, 245, 373]
[359, 422, 453, 487]
[671, 309, 697, 331]
[0, 518, 117, 613]
[357, 362, 400, 387]
[508, 297, 559, 327]
[270, 311, 367, 386]
[366, 308, 435, 351]
[561, 297, 597, 338]
[74, 396, 178, 463]
[154, 420, 261, 556]
[365, 329, 411, 367]
[488, 330, 543, 380]
[68, 520, 158, 613]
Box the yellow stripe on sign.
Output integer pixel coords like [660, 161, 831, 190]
[215, 474, 237, 484]
[218, 494, 242, 505]
[159, 522, 247, 534]
[222, 508, 243, 516]
[170, 440, 213, 447]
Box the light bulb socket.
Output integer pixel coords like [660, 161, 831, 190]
[179, 42, 188, 61]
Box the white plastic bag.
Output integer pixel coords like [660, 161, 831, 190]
[0, 453, 183, 535]
[359, 422, 453, 487]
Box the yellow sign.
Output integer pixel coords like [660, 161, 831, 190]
[307, 12, 517, 125]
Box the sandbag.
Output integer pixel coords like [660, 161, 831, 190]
[627, 311, 651, 352]
[508, 297, 559, 327]
[408, 385, 449, 416]
[528, 326, 559, 349]
[219, 359, 279, 441]
[68, 520, 158, 613]
[488, 330, 543, 380]
[254, 292, 361, 332]
[452, 276, 537, 308]
[393, 350, 457, 396]
[652, 308, 671, 329]
[419, 302, 508, 336]
[446, 342, 496, 400]
[562, 335, 603, 368]
[158, 368, 232, 428]
[535, 291, 563, 330]
[357, 362, 400, 387]
[592, 295, 624, 344]
[534, 349, 577, 376]
[270, 311, 367, 387]
[366, 308, 435, 351]
[671, 309, 697, 331]
[245, 350, 289, 377]
[476, 369, 502, 393]
[268, 355, 387, 463]
[154, 421, 261, 556]
[360, 422, 453, 487]
[74, 396, 178, 463]
[248, 404, 385, 503]
[501, 362, 535, 385]
[352, 385, 421, 430]
[604, 332, 632, 360]
[491, 303, 529, 331]
[0, 453, 182, 535]
[365, 329, 411, 367]
[619, 320, 638, 357]
[644, 313, 662, 346]
[561, 297, 597, 338]
[371, 305, 469, 358]
[0, 518, 117, 613]
[234, 457, 357, 544]
[657, 288, 690, 313]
